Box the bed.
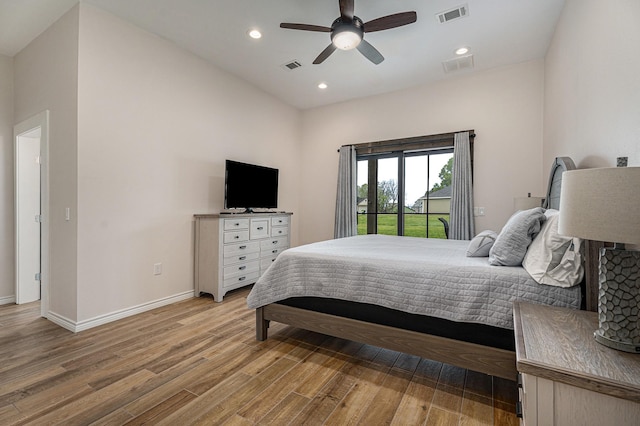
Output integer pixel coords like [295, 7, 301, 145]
[247, 157, 595, 380]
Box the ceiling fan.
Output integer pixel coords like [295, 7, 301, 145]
[280, 0, 417, 65]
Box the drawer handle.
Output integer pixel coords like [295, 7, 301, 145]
[239, 266, 246, 271]
[272, 250, 277, 254]
[234, 236, 240, 239]
[239, 256, 246, 261]
[272, 241, 278, 244]
[257, 226, 264, 230]
[238, 276, 246, 282]
[239, 245, 246, 249]
[277, 230, 282, 234]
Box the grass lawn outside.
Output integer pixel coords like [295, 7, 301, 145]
[357, 213, 449, 239]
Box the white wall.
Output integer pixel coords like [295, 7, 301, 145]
[75, 5, 301, 322]
[0, 54, 14, 302]
[299, 60, 546, 244]
[13, 6, 79, 321]
[544, 0, 640, 168]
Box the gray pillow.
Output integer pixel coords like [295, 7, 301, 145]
[466, 230, 498, 257]
[488, 207, 546, 266]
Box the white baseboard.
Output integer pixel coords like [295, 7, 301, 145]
[0, 295, 16, 305]
[46, 311, 77, 332]
[47, 290, 196, 333]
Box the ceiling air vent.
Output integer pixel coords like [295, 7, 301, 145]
[281, 60, 302, 71]
[442, 54, 474, 74]
[436, 4, 469, 24]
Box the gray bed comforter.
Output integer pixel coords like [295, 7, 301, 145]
[246, 234, 581, 330]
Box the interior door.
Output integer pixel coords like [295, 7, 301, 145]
[16, 129, 41, 304]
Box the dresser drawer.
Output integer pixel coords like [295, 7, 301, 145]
[260, 236, 288, 251]
[223, 230, 249, 243]
[223, 218, 249, 230]
[223, 260, 260, 278]
[271, 226, 288, 237]
[261, 256, 278, 272]
[223, 271, 260, 289]
[250, 219, 270, 240]
[223, 251, 260, 266]
[261, 246, 286, 258]
[271, 216, 289, 227]
[223, 241, 260, 257]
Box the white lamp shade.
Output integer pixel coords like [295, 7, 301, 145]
[558, 167, 640, 244]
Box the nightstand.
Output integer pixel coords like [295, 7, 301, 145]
[513, 302, 640, 426]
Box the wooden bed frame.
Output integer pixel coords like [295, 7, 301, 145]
[254, 157, 599, 381]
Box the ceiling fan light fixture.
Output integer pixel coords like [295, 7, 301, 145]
[332, 28, 362, 50]
[330, 17, 364, 50]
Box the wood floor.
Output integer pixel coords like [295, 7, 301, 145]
[0, 288, 519, 425]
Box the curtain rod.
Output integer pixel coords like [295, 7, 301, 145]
[337, 130, 476, 152]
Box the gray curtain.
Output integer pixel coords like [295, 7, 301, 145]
[334, 145, 357, 238]
[450, 132, 475, 240]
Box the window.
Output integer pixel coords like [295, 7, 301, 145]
[354, 131, 473, 238]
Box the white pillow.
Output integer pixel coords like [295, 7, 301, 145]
[466, 230, 498, 257]
[489, 207, 546, 266]
[522, 209, 584, 287]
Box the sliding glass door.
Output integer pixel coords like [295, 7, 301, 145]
[357, 149, 453, 238]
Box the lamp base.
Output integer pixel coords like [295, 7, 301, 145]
[595, 247, 640, 353]
[594, 329, 640, 353]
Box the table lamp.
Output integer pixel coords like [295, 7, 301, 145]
[558, 167, 640, 353]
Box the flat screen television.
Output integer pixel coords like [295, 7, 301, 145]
[224, 160, 279, 212]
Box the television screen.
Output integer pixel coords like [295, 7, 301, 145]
[224, 160, 279, 211]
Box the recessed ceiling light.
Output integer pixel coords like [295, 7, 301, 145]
[248, 29, 262, 39]
[455, 46, 469, 55]
[318, 82, 328, 90]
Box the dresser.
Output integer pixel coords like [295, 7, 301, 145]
[513, 302, 640, 426]
[194, 212, 292, 302]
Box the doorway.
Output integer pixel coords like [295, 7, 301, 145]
[14, 111, 49, 317]
[356, 149, 453, 238]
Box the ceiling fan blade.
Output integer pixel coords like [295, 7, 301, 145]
[280, 23, 331, 32]
[339, 0, 354, 20]
[313, 44, 338, 64]
[364, 11, 417, 32]
[356, 39, 384, 65]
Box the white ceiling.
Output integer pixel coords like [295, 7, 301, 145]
[0, 0, 565, 109]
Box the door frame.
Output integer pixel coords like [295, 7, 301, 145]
[14, 110, 50, 317]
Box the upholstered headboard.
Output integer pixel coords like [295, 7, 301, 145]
[542, 156, 598, 312]
[543, 157, 577, 210]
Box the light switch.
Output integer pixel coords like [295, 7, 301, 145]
[154, 263, 162, 275]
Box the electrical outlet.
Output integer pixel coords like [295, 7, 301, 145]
[474, 207, 486, 216]
[153, 263, 162, 275]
